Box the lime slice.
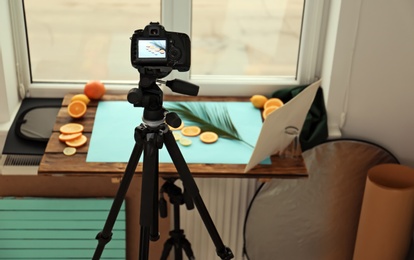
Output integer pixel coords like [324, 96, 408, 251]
[179, 138, 192, 146]
[63, 147, 77, 156]
[173, 132, 182, 141]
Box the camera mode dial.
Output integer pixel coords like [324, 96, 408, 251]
[168, 45, 182, 65]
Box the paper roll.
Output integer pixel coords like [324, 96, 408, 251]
[353, 164, 414, 260]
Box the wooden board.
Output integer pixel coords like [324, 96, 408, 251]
[39, 94, 307, 178]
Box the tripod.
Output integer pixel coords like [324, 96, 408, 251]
[159, 178, 195, 260]
[93, 75, 234, 260]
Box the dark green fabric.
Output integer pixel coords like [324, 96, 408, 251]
[272, 85, 328, 151]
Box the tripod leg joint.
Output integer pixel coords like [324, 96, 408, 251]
[95, 231, 113, 246]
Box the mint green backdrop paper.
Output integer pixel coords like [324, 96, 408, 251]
[87, 101, 270, 165]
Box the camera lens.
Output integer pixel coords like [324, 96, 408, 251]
[150, 28, 159, 35]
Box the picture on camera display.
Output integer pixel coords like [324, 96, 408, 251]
[138, 40, 166, 59]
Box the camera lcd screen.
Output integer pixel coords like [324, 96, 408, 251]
[138, 40, 166, 59]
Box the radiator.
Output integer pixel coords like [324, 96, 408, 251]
[177, 178, 259, 260]
[0, 154, 41, 175]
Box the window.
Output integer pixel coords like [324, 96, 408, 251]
[24, 0, 160, 82]
[191, 0, 303, 77]
[12, 0, 326, 97]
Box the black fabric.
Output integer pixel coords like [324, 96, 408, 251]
[272, 85, 328, 151]
[3, 98, 62, 155]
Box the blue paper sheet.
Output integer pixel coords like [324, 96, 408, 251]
[87, 101, 270, 164]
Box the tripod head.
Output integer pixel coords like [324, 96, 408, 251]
[127, 68, 199, 127]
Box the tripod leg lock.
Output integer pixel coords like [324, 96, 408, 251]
[95, 231, 113, 246]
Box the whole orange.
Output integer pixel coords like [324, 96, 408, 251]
[84, 80, 106, 100]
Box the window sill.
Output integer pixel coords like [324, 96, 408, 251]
[328, 123, 342, 139]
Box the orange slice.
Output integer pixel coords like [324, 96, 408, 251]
[181, 126, 201, 137]
[65, 135, 88, 148]
[262, 106, 280, 119]
[264, 98, 284, 110]
[200, 131, 219, 144]
[60, 123, 84, 134]
[58, 132, 82, 142]
[68, 100, 87, 118]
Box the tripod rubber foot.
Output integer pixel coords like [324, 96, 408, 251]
[217, 246, 234, 260]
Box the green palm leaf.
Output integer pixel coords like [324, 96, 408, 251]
[164, 102, 253, 148]
[151, 41, 166, 51]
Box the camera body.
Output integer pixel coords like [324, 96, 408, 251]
[131, 22, 191, 72]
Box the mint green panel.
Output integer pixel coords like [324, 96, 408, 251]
[0, 198, 126, 259]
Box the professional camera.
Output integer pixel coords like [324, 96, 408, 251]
[130, 22, 191, 74]
[127, 22, 198, 122]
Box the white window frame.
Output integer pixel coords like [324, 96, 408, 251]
[10, 0, 327, 98]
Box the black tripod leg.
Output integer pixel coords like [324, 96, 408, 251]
[172, 203, 183, 260]
[93, 140, 144, 260]
[181, 237, 195, 260]
[139, 132, 161, 260]
[163, 130, 234, 260]
[160, 237, 175, 260]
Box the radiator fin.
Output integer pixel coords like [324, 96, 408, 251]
[3, 154, 42, 166]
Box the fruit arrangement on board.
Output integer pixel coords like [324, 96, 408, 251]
[68, 81, 106, 119]
[61, 81, 106, 155]
[59, 123, 87, 156]
[169, 123, 219, 147]
[249, 95, 284, 119]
